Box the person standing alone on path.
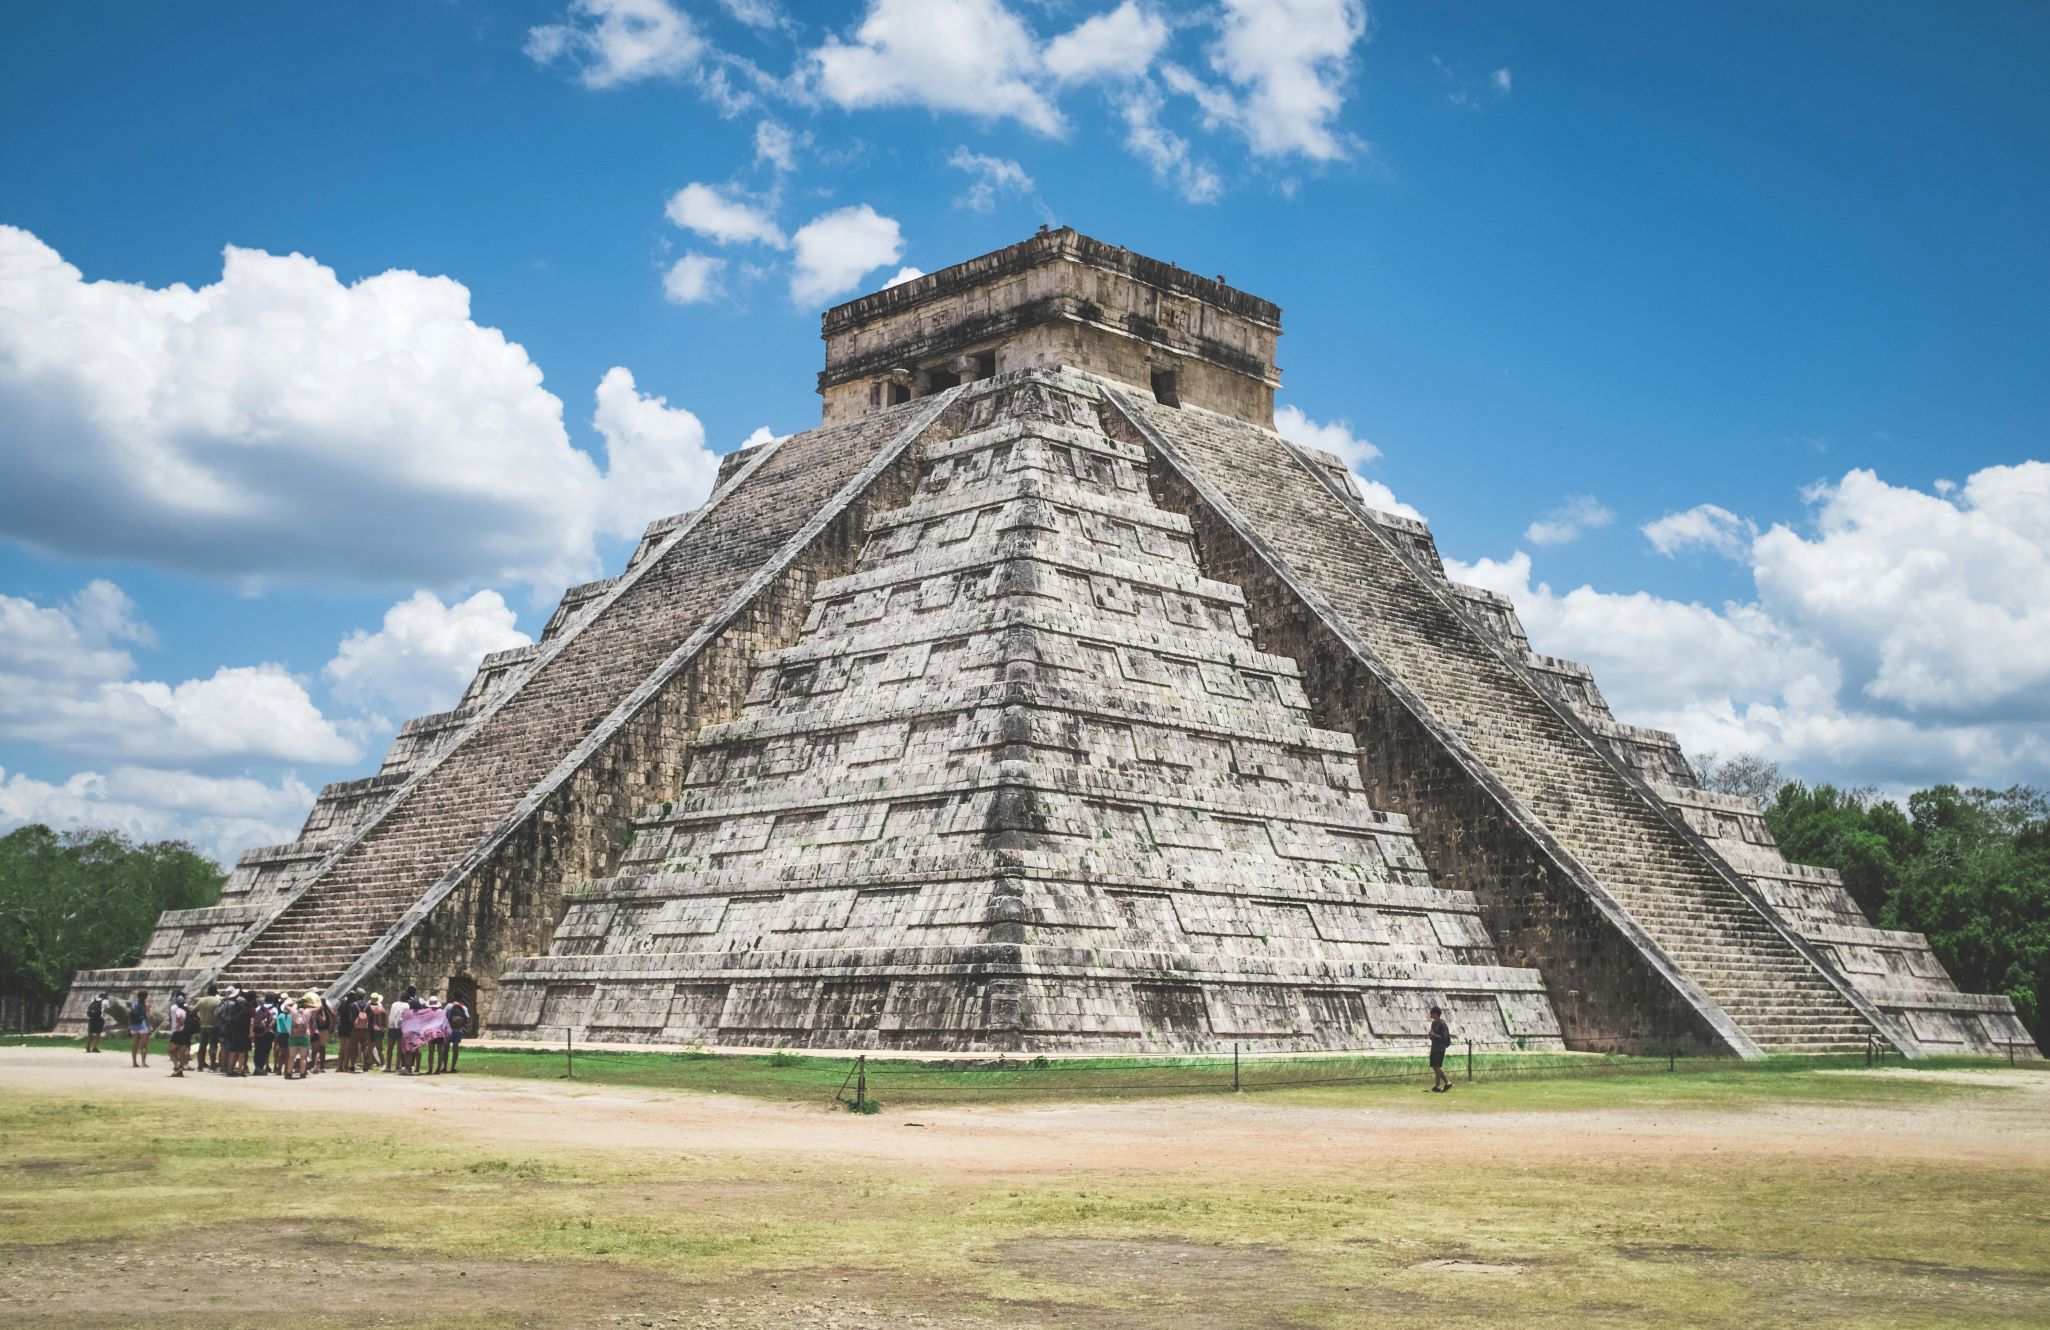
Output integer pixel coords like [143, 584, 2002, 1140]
[1427, 1005, 1454, 1093]
[84, 991, 107, 1054]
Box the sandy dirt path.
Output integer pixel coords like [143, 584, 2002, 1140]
[7, 1046, 2046, 1176]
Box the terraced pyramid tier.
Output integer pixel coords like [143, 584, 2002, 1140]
[493, 376, 1561, 1052]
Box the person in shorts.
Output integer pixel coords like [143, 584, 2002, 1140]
[1427, 1004, 1454, 1093]
[250, 993, 276, 1076]
[383, 991, 411, 1073]
[194, 984, 222, 1072]
[84, 991, 108, 1054]
[305, 996, 326, 1073]
[442, 995, 470, 1073]
[219, 988, 252, 1076]
[273, 997, 296, 1077]
[128, 988, 152, 1068]
[166, 992, 192, 1077]
[365, 993, 387, 1070]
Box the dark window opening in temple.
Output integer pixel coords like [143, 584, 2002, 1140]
[1151, 369, 1181, 407]
[922, 367, 961, 395]
[974, 350, 998, 379]
[887, 382, 912, 406]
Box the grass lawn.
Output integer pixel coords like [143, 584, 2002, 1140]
[445, 1040, 2025, 1112]
[4, 1045, 2046, 1329]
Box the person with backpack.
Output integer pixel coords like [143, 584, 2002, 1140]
[336, 989, 363, 1071]
[128, 988, 152, 1068]
[250, 993, 276, 1076]
[217, 988, 250, 1077]
[442, 995, 470, 1073]
[166, 992, 192, 1077]
[84, 991, 108, 1054]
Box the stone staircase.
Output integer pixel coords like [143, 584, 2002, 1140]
[1118, 392, 1883, 1055]
[212, 397, 951, 1003]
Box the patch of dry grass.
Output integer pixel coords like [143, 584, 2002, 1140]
[3, 1079, 2045, 1329]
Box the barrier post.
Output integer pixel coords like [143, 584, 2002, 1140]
[1466, 1040, 1473, 1082]
[856, 1054, 867, 1107]
[1233, 1042, 1241, 1093]
[564, 1026, 574, 1079]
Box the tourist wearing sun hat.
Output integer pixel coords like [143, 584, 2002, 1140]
[285, 992, 315, 1079]
[366, 992, 388, 1071]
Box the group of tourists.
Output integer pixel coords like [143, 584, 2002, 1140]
[82, 984, 471, 1079]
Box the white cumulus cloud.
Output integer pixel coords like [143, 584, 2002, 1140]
[1167, 0, 1366, 162]
[0, 582, 355, 768]
[525, 0, 706, 88]
[789, 204, 905, 306]
[1752, 463, 2050, 722]
[661, 252, 726, 304]
[1643, 503, 1757, 559]
[0, 765, 318, 865]
[1442, 460, 2050, 790]
[808, 0, 1063, 136]
[591, 366, 726, 533]
[663, 181, 787, 247]
[324, 590, 531, 721]
[0, 226, 735, 596]
[1044, 1, 1170, 85]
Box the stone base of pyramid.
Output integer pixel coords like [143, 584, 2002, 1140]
[489, 944, 1564, 1055]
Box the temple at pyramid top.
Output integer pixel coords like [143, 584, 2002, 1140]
[818, 226, 1282, 428]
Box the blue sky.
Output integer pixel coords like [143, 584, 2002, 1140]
[3, 0, 2047, 861]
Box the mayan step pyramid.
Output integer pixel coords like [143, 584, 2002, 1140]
[63, 228, 2034, 1058]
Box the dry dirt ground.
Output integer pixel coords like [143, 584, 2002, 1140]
[4, 1048, 2048, 1330]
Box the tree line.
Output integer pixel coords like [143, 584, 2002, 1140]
[0, 824, 223, 1031]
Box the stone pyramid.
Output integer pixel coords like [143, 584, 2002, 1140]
[489, 373, 1559, 1051]
[62, 228, 2033, 1060]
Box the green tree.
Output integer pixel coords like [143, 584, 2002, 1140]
[1765, 783, 2049, 1053]
[0, 824, 224, 1029]
[1764, 783, 1909, 921]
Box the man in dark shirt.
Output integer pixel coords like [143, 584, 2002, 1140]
[1427, 1005, 1454, 1093]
